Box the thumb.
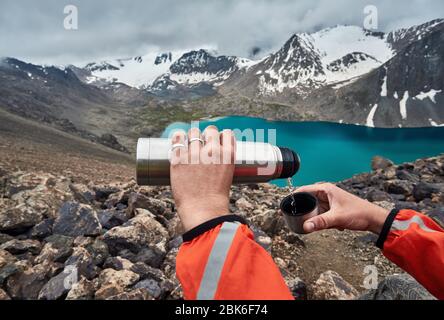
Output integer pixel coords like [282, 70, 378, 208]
[303, 211, 337, 233]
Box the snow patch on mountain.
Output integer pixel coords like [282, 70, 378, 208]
[414, 89, 442, 103]
[400, 91, 409, 119]
[366, 104, 378, 127]
[84, 50, 188, 88]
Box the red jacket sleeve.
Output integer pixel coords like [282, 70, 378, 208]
[377, 209, 444, 299]
[176, 216, 293, 300]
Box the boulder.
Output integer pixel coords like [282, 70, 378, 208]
[97, 209, 129, 229]
[29, 218, 54, 239]
[53, 202, 102, 237]
[6, 263, 51, 299]
[0, 233, 14, 245]
[127, 193, 173, 218]
[0, 263, 20, 285]
[66, 276, 97, 300]
[311, 270, 359, 300]
[95, 268, 139, 300]
[0, 204, 42, 233]
[84, 239, 109, 267]
[69, 183, 95, 204]
[0, 249, 16, 269]
[64, 247, 96, 280]
[103, 256, 134, 270]
[371, 156, 394, 171]
[35, 235, 74, 264]
[133, 278, 162, 298]
[413, 182, 444, 202]
[0, 288, 10, 300]
[383, 180, 413, 196]
[0, 239, 42, 255]
[38, 265, 79, 300]
[427, 207, 444, 228]
[286, 277, 307, 300]
[103, 210, 168, 260]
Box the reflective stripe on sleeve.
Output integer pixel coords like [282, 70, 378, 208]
[196, 222, 239, 300]
[392, 215, 437, 233]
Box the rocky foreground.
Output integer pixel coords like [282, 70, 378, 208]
[0, 154, 443, 300]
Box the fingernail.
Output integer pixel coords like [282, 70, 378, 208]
[305, 221, 315, 233]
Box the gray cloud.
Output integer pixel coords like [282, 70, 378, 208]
[0, 0, 443, 65]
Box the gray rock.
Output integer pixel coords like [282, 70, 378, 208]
[84, 239, 109, 266]
[133, 278, 162, 298]
[127, 193, 173, 218]
[69, 183, 95, 204]
[35, 235, 74, 264]
[0, 239, 42, 255]
[0, 204, 42, 233]
[65, 247, 96, 280]
[0, 233, 13, 245]
[103, 256, 134, 270]
[29, 218, 54, 239]
[103, 210, 168, 258]
[427, 207, 444, 228]
[286, 277, 307, 300]
[38, 265, 78, 300]
[0, 288, 10, 300]
[383, 179, 413, 196]
[365, 189, 393, 202]
[97, 209, 129, 229]
[130, 262, 165, 282]
[66, 276, 97, 300]
[371, 156, 394, 171]
[53, 202, 102, 237]
[0, 263, 20, 285]
[95, 268, 140, 300]
[6, 263, 51, 299]
[311, 270, 359, 300]
[413, 182, 444, 202]
[94, 186, 119, 202]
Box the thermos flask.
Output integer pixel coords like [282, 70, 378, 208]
[136, 138, 300, 185]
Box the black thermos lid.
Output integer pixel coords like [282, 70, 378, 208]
[278, 147, 300, 178]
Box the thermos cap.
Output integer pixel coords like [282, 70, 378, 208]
[279, 147, 300, 179]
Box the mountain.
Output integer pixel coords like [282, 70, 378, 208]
[1, 18, 443, 137]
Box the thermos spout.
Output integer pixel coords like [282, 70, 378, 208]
[136, 138, 300, 186]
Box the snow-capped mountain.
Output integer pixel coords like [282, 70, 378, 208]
[2, 18, 442, 131]
[80, 50, 188, 88]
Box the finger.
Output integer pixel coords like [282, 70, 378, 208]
[202, 125, 221, 163]
[220, 129, 235, 164]
[188, 127, 202, 164]
[203, 125, 220, 147]
[170, 130, 187, 166]
[303, 211, 337, 233]
[296, 182, 332, 193]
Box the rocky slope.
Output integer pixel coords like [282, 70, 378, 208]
[1, 153, 443, 300]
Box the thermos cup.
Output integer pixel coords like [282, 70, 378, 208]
[280, 192, 319, 234]
[136, 138, 300, 185]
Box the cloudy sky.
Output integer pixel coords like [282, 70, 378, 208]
[1, 0, 443, 65]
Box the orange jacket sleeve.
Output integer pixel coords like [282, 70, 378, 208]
[176, 215, 294, 300]
[376, 209, 444, 299]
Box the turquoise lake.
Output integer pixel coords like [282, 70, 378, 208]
[162, 117, 444, 187]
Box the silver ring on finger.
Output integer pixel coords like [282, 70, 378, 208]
[171, 143, 187, 151]
[188, 137, 204, 145]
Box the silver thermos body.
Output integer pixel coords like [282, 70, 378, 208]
[136, 138, 300, 186]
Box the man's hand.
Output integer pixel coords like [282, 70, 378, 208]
[170, 126, 235, 232]
[296, 183, 390, 234]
